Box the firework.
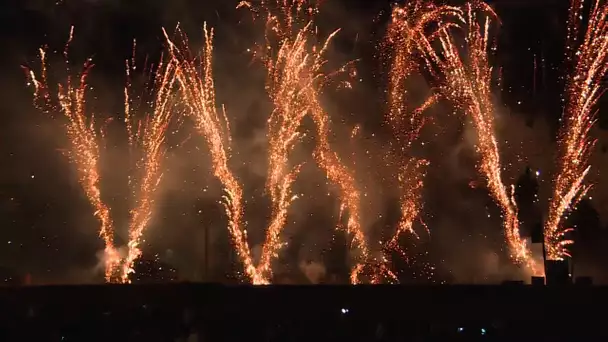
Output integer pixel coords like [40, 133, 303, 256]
[24, 28, 120, 282]
[256, 23, 312, 282]
[544, 0, 607, 260]
[120, 45, 179, 282]
[390, 159, 429, 244]
[241, 0, 372, 283]
[420, 2, 536, 270]
[309, 95, 370, 284]
[380, 1, 459, 280]
[25, 30, 179, 283]
[285, 14, 369, 283]
[163, 26, 266, 284]
[385, 1, 460, 141]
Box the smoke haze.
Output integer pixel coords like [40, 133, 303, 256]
[0, 0, 606, 285]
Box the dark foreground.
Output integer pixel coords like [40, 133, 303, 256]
[0, 283, 605, 341]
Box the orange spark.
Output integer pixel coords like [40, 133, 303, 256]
[420, 2, 536, 271]
[309, 96, 370, 284]
[255, 23, 313, 282]
[385, 1, 460, 142]
[380, 1, 458, 279]
[163, 26, 265, 284]
[544, 0, 607, 260]
[245, 0, 371, 283]
[297, 30, 371, 284]
[24, 30, 120, 282]
[120, 47, 179, 282]
[390, 159, 429, 244]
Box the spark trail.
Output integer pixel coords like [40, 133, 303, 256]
[544, 0, 608, 260]
[237, 0, 316, 283]
[121, 47, 179, 282]
[421, 2, 536, 270]
[243, 0, 372, 283]
[163, 26, 265, 284]
[256, 24, 312, 282]
[389, 159, 429, 245]
[385, 1, 460, 141]
[381, 2, 458, 279]
[280, 1, 371, 283]
[381, 1, 461, 282]
[24, 29, 120, 282]
[309, 95, 370, 284]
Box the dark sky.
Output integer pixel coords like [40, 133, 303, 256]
[0, 0, 606, 285]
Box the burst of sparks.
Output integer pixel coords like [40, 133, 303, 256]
[163, 25, 266, 284]
[544, 0, 607, 260]
[120, 45, 179, 282]
[420, 2, 536, 271]
[24, 28, 120, 282]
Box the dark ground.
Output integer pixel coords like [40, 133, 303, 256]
[0, 283, 606, 341]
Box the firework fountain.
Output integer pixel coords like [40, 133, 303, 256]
[419, 1, 538, 272]
[121, 43, 180, 282]
[25, 29, 179, 283]
[544, 0, 608, 261]
[381, 1, 461, 279]
[24, 28, 120, 281]
[240, 0, 375, 283]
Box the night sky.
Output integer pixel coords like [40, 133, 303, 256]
[0, 0, 606, 285]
